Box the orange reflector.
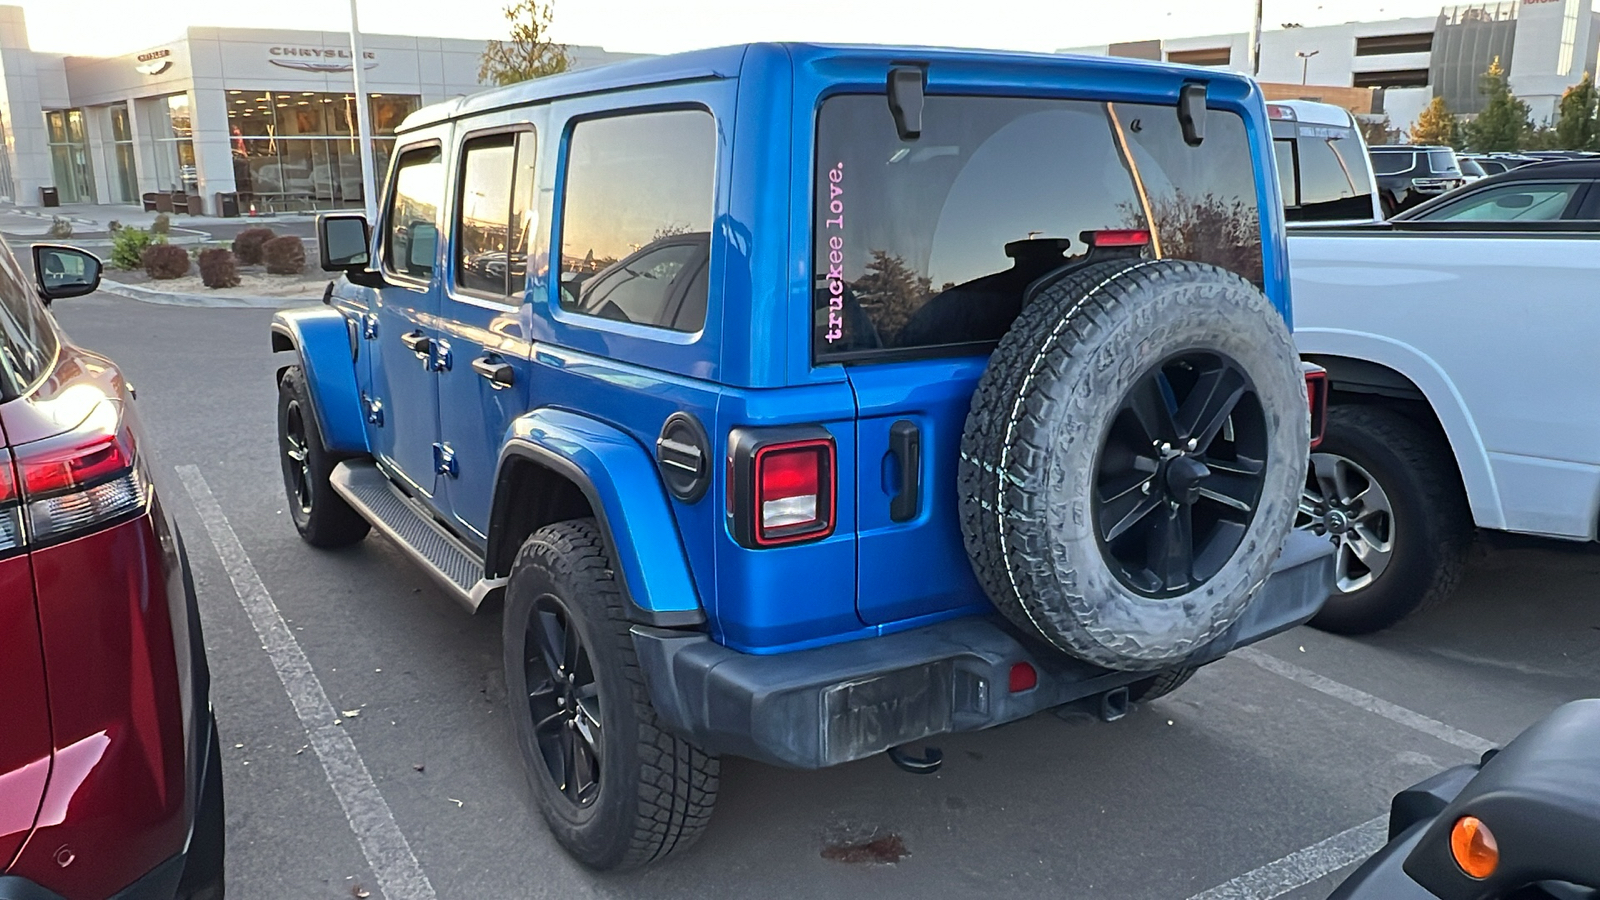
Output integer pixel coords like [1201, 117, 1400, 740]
[1008, 662, 1038, 693]
[1450, 815, 1498, 879]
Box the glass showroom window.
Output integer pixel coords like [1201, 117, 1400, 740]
[45, 109, 96, 204]
[145, 94, 198, 194]
[228, 90, 419, 212]
[106, 104, 137, 204]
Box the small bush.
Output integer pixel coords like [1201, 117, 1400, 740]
[141, 243, 190, 280]
[198, 248, 240, 289]
[150, 212, 171, 235]
[46, 216, 72, 238]
[262, 235, 306, 275]
[232, 227, 277, 265]
[110, 227, 160, 270]
[107, 220, 122, 233]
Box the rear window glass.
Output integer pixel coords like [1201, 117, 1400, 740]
[813, 94, 1263, 360]
[1371, 151, 1414, 176]
[1281, 124, 1377, 222]
[1428, 150, 1460, 175]
[0, 243, 57, 398]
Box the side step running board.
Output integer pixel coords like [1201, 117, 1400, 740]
[329, 460, 505, 612]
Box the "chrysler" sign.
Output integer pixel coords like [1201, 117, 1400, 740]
[268, 46, 378, 72]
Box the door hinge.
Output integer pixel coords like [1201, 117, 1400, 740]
[433, 442, 458, 477]
[362, 315, 379, 340]
[430, 339, 452, 373]
[362, 394, 384, 427]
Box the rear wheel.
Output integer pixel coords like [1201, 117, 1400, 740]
[277, 367, 369, 548]
[503, 519, 717, 870]
[1298, 405, 1472, 634]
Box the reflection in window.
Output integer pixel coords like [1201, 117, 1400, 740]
[1418, 182, 1582, 222]
[813, 95, 1264, 358]
[383, 146, 444, 280]
[455, 131, 537, 299]
[1279, 126, 1377, 223]
[558, 110, 714, 332]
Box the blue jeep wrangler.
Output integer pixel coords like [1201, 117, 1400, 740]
[272, 43, 1333, 869]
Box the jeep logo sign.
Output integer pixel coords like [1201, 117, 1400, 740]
[268, 46, 378, 73]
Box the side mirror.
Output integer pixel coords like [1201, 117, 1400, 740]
[32, 244, 102, 304]
[318, 213, 371, 271]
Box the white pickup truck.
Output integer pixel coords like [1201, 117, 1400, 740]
[1278, 103, 1600, 633]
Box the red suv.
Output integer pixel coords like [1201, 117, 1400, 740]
[0, 244, 222, 900]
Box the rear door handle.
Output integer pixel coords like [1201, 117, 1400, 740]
[889, 419, 921, 522]
[471, 356, 514, 388]
[400, 330, 430, 357]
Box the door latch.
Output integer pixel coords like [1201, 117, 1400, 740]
[432, 442, 458, 477]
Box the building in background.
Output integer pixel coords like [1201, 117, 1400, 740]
[0, 5, 635, 210]
[1062, 0, 1600, 135]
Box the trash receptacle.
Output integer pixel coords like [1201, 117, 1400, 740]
[214, 192, 239, 218]
[40, 187, 58, 207]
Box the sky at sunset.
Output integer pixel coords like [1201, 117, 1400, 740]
[29, 0, 1456, 57]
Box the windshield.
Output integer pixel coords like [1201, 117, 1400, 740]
[0, 237, 57, 400]
[813, 94, 1263, 359]
[1370, 151, 1414, 176]
[1459, 158, 1487, 177]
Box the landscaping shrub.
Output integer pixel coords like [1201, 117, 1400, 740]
[262, 235, 306, 275]
[198, 248, 240, 289]
[150, 212, 171, 235]
[141, 243, 190, 280]
[110, 227, 160, 270]
[46, 216, 72, 238]
[232, 227, 277, 265]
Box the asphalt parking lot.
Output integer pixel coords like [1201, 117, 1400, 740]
[53, 293, 1600, 900]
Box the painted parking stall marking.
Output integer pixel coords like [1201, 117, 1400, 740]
[178, 465, 437, 900]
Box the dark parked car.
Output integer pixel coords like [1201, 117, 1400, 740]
[1370, 145, 1467, 216]
[1393, 159, 1600, 223]
[0, 244, 223, 899]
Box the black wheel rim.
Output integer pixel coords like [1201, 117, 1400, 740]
[282, 400, 313, 516]
[524, 597, 602, 808]
[1093, 351, 1269, 598]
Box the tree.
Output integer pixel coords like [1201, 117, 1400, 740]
[1358, 115, 1405, 147]
[1553, 72, 1600, 151]
[478, 0, 572, 87]
[1409, 97, 1459, 147]
[1465, 58, 1531, 151]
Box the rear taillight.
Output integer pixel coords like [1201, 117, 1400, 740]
[728, 427, 837, 547]
[1303, 364, 1329, 449]
[7, 403, 145, 549]
[0, 450, 20, 555]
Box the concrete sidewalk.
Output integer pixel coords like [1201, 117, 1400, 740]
[1, 202, 316, 233]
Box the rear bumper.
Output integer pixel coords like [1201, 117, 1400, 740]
[634, 529, 1333, 769]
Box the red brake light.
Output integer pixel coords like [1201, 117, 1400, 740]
[1086, 229, 1152, 248]
[751, 438, 835, 546]
[12, 404, 145, 546]
[20, 429, 135, 498]
[0, 450, 16, 505]
[0, 451, 18, 555]
[1304, 366, 1329, 449]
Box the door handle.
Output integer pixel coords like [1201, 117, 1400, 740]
[472, 356, 514, 388]
[889, 420, 921, 522]
[400, 330, 430, 357]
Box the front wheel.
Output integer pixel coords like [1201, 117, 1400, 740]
[277, 367, 369, 548]
[503, 519, 718, 870]
[1298, 405, 1472, 634]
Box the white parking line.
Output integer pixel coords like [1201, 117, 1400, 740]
[1233, 647, 1496, 754]
[1184, 816, 1386, 900]
[1181, 647, 1498, 900]
[178, 466, 437, 900]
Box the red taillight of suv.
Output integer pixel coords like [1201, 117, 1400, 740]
[728, 427, 837, 547]
[7, 404, 146, 548]
[1304, 364, 1329, 449]
[0, 448, 21, 555]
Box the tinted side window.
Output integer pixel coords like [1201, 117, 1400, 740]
[455, 131, 537, 299]
[558, 109, 714, 333]
[383, 146, 445, 281]
[1287, 128, 1377, 222]
[0, 245, 56, 398]
[811, 94, 1265, 359]
[1371, 152, 1415, 176]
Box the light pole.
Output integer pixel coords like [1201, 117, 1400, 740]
[1247, 0, 1264, 75]
[348, 0, 378, 222]
[1298, 49, 1321, 85]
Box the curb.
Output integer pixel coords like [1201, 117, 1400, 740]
[98, 278, 325, 309]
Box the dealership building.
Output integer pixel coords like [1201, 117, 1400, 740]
[0, 6, 634, 211]
[1062, 0, 1600, 133]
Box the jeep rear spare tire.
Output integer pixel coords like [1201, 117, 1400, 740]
[959, 259, 1308, 671]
